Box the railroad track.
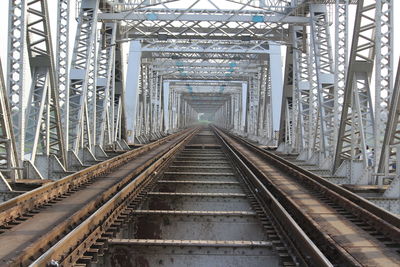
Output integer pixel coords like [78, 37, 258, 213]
[2, 126, 400, 266]
[0, 127, 198, 266]
[213, 126, 400, 266]
[29, 128, 329, 266]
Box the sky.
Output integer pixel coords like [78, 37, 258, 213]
[0, 1, 399, 131]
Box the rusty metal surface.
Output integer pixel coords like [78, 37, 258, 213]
[0, 128, 192, 228]
[30, 127, 199, 266]
[99, 130, 295, 267]
[141, 194, 253, 211]
[16, 127, 333, 266]
[106, 241, 278, 267]
[154, 180, 243, 193]
[129, 213, 265, 240]
[215, 126, 400, 266]
[0, 128, 198, 266]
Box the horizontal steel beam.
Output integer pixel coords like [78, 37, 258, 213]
[142, 47, 270, 54]
[99, 12, 309, 24]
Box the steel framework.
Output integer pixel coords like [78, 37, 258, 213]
[1, 0, 399, 213]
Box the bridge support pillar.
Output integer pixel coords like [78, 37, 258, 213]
[125, 40, 142, 144]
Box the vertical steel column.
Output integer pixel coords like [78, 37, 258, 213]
[257, 65, 266, 139]
[67, 0, 99, 153]
[0, 57, 19, 182]
[241, 82, 248, 133]
[25, 0, 66, 167]
[163, 81, 170, 132]
[334, 0, 376, 176]
[264, 62, 273, 143]
[334, 0, 349, 139]
[248, 74, 259, 137]
[86, 27, 98, 151]
[293, 26, 314, 158]
[278, 45, 293, 146]
[378, 58, 400, 181]
[374, 0, 394, 171]
[7, 0, 27, 160]
[309, 4, 336, 161]
[231, 94, 235, 131]
[113, 42, 125, 143]
[96, 23, 117, 147]
[124, 40, 141, 144]
[270, 42, 282, 134]
[156, 75, 163, 133]
[292, 26, 304, 152]
[56, 0, 70, 134]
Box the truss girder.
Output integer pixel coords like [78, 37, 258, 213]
[7, 0, 27, 160]
[171, 86, 242, 93]
[288, 27, 300, 152]
[378, 58, 400, 177]
[140, 41, 271, 54]
[6, 0, 67, 174]
[111, 43, 125, 144]
[292, 25, 313, 154]
[56, 0, 70, 129]
[226, 0, 292, 12]
[334, 0, 349, 154]
[152, 61, 259, 68]
[6, 0, 400, 197]
[333, 0, 376, 173]
[309, 4, 336, 159]
[100, 9, 305, 42]
[67, 0, 99, 153]
[95, 23, 117, 147]
[374, 0, 393, 171]
[102, 0, 179, 12]
[257, 63, 273, 142]
[278, 43, 293, 146]
[0, 58, 19, 182]
[25, 0, 65, 165]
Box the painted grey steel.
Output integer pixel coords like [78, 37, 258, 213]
[6, 0, 66, 180]
[7, 0, 27, 161]
[67, 0, 99, 153]
[25, 0, 66, 165]
[56, 0, 70, 135]
[309, 4, 336, 163]
[3, 0, 400, 215]
[374, 0, 394, 172]
[334, 0, 376, 184]
[0, 57, 19, 184]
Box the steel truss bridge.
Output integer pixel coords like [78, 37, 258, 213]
[0, 0, 400, 265]
[1, 0, 400, 221]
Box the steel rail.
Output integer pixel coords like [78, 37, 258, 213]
[212, 125, 400, 266]
[30, 127, 199, 266]
[0, 128, 197, 266]
[0, 128, 192, 228]
[213, 127, 333, 267]
[217, 126, 400, 237]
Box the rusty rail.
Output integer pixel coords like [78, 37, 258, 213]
[216, 127, 400, 241]
[213, 127, 332, 267]
[0, 128, 192, 228]
[30, 127, 199, 266]
[212, 126, 400, 265]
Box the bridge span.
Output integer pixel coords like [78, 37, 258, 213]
[0, 0, 400, 266]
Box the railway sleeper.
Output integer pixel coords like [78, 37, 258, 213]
[76, 255, 93, 264]
[17, 129, 333, 266]
[32, 131, 200, 266]
[219, 127, 400, 266]
[84, 248, 99, 262]
[0, 130, 191, 234]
